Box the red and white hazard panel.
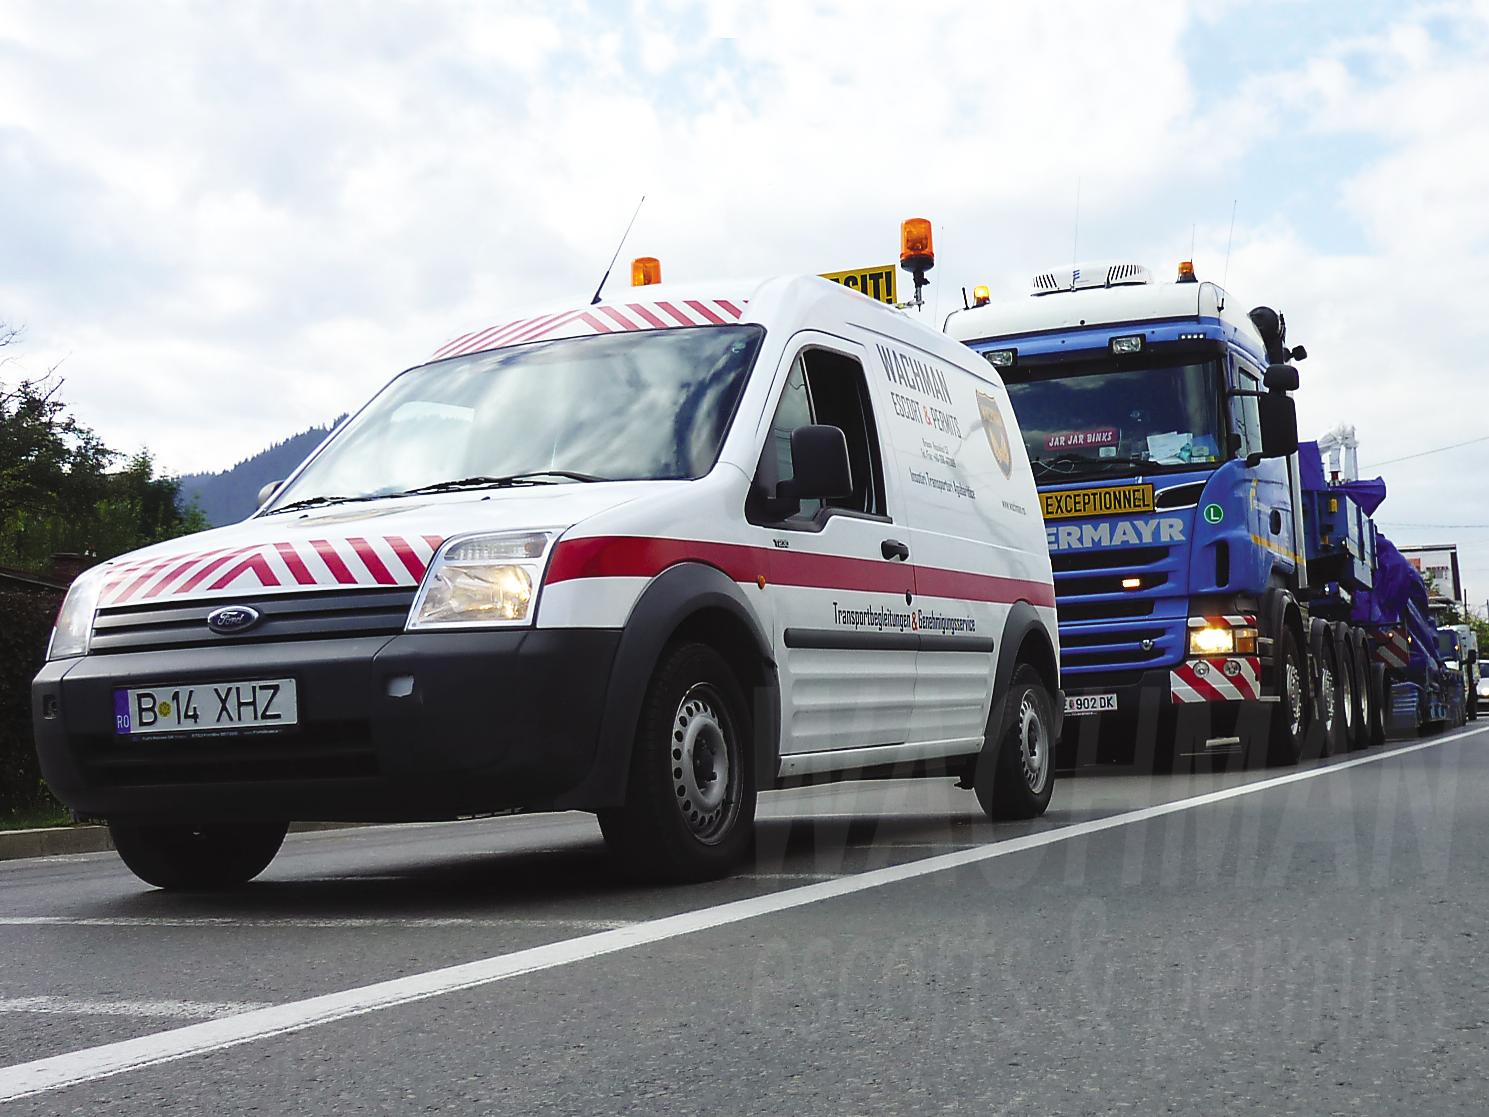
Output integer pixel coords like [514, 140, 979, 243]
[1171, 656, 1262, 703]
[1374, 628, 1411, 669]
[432, 298, 748, 361]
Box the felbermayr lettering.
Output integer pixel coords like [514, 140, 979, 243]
[876, 344, 953, 404]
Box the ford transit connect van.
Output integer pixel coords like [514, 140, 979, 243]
[33, 276, 1059, 886]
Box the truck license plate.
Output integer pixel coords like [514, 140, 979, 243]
[113, 679, 298, 736]
[1065, 693, 1117, 717]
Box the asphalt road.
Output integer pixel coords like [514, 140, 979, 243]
[2, 725, 1487, 1114]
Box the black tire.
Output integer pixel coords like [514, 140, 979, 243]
[1331, 623, 1360, 752]
[1368, 662, 1387, 746]
[1470, 693, 1479, 723]
[974, 664, 1056, 820]
[108, 821, 287, 891]
[1311, 631, 1347, 758]
[598, 642, 756, 882]
[1352, 637, 1369, 753]
[1266, 624, 1309, 766]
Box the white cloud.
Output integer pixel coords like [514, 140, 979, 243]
[3, 0, 1489, 600]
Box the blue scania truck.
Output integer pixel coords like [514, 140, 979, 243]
[944, 261, 1403, 765]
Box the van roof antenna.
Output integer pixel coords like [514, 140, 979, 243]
[591, 195, 647, 305]
[1218, 199, 1236, 310]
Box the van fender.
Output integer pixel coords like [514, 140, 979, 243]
[551, 561, 780, 811]
[988, 601, 1062, 743]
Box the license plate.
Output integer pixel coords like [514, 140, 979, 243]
[113, 679, 298, 736]
[1041, 484, 1155, 520]
[1065, 692, 1117, 717]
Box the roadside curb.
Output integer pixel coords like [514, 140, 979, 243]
[0, 821, 364, 863]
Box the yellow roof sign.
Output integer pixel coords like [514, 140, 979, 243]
[820, 265, 898, 306]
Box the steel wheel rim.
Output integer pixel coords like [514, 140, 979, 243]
[1017, 693, 1049, 792]
[1341, 662, 1354, 732]
[1286, 656, 1304, 738]
[1320, 659, 1336, 735]
[670, 684, 739, 844]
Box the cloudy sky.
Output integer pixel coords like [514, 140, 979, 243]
[4, 1, 1489, 599]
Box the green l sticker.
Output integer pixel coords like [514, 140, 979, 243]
[1203, 503, 1224, 524]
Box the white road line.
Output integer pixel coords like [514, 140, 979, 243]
[736, 872, 844, 881]
[0, 917, 634, 931]
[0, 997, 269, 1020]
[0, 727, 1481, 1103]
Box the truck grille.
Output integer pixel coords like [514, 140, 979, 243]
[90, 588, 416, 654]
[1052, 546, 1186, 675]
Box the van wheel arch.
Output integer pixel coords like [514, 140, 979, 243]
[551, 563, 779, 812]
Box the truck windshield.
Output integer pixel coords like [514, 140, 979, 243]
[268, 325, 765, 509]
[1003, 359, 1224, 482]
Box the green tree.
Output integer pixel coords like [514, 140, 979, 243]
[0, 325, 205, 570]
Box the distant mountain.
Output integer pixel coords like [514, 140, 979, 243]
[179, 418, 346, 527]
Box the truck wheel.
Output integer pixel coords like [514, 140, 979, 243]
[108, 821, 288, 891]
[975, 664, 1056, 820]
[1368, 663, 1387, 746]
[1332, 625, 1359, 751]
[1266, 625, 1309, 766]
[1350, 632, 1373, 750]
[1314, 636, 1348, 757]
[598, 642, 755, 882]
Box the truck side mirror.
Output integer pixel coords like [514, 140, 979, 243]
[257, 480, 283, 508]
[1263, 363, 1299, 391]
[788, 425, 853, 500]
[1258, 393, 1299, 458]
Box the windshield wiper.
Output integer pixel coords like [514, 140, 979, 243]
[265, 494, 387, 515]
[1032, 453, 1149, 476]
[401, 470, 608, 495]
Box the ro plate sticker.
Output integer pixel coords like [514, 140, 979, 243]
[113, 690, 132, 733]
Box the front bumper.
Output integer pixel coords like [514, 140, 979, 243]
[32, 628, 619, 823]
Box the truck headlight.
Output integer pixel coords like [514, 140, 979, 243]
[408, 531, 554, 629]
[47, 565, 108, 660]
[1189, 625, 1257, 657]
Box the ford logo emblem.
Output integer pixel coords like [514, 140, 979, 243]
[207, 605, 262, 635]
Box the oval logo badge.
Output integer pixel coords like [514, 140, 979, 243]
[206, 605, 262, 635]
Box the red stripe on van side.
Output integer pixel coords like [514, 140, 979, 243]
[546, 535, 1054, 607]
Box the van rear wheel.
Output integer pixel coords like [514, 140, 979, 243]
[598, 642, 755, 882]
[109, 821, 287, 891]
[975, 664, 1056, 821]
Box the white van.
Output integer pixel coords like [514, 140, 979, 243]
[32, 276, 1059, 887]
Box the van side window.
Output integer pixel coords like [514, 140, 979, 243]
[748, 348, 888, 526]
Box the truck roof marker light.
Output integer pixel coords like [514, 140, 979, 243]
[1110, 334, 1144, 355]
[984, 348, 1017, 368]
[1177, 260, 1197, 283]
[973, 285, 991, 307]
[631, 257, 662, 287]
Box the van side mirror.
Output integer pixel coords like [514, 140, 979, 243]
[1263, 363, 1299, 391]
[257, 480, 283, 508]
[1258, 393, 1299, 458]
[788, 425, 853, 500]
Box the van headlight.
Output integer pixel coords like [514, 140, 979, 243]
[407, 531, 554, 629]
[47, 565, 109, 660]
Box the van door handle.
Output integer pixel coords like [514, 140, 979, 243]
[881, 539, 910, 561]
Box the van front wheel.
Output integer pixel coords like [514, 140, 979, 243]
[109, 821, 288, 891]
[599, 642, 756, 882]
[975, 664, 1056, 821]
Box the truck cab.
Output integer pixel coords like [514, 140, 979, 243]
[945, 262, 1312, 763]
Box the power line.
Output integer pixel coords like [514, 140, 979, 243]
[1363, 432, 1489, 469]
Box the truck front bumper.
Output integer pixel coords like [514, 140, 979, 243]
[31, 628, 620, 823]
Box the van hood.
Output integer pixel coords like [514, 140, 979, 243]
[94, 481, 667, 608]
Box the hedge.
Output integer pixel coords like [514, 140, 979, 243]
[1, 589, 63, 817]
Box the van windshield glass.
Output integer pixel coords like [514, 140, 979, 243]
[1002, 358, 1224, 482]
[268, 326, 765, 509]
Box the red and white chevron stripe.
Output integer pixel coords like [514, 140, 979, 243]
[1375, 627, 1411, 669]
[1186, 614, 1257, 629]
[431, 298, 749, 362]
[1171, 656, 1262, 703]
[98, 535, 446, 607]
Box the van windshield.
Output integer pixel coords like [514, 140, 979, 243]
[1002, 358, 1224, 482]
[267, 326, 765, 510]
